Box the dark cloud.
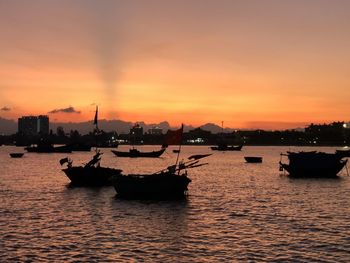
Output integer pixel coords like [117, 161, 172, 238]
[49, 106, 81, 114]
[1, 106, 11, 111]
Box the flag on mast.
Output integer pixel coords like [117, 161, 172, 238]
[165, 124, 183, 145]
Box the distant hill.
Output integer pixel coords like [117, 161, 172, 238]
[0, 117, 303, 135]
[199, 123, 235, 133]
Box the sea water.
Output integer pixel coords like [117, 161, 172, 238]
[1, 145, 349, 262]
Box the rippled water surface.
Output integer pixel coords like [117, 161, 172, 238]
[1, 145, 350, 262]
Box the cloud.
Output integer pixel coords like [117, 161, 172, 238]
[48, 106, 81, 114]
[1, 106, 11, 111]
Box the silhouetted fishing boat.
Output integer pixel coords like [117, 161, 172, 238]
[210, 122, 243, 151]
[59, 107, 122, 186]
[67, 143, 92, 152]
[9, 153, 24, 158]
[113, 125, 210, 199]
[60, 151, 122, 186]
[211, 143, 243, 151]
[113, 153, 210, 199]
[25, 144, 72, 153]
[279, 151, 348, 177]
[244, 156, 262, 163]
[111, 146, 166, 158]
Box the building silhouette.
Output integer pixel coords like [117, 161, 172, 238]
[148, 126, 163, 135]
[129, 123, 143, 144]
[18, 115, 49, 136]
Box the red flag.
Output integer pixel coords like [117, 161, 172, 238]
[165, 125, 183, 145]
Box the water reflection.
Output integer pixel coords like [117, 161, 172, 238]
[1, 146, 350, 261]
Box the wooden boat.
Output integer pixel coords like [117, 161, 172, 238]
[210, 122, 243, 151]
[59, 107, 123, 186]
[66, 143, 92, 152]
[279, 151, 348, 177]
[25, 144, 72, 153]
[113, 153, 209, 199]
[211, 143, 243, 151]
[113, 171, 191, 199]
[111, 146, 166, 158]
[60, 151, 122, 186]
[244, 156, 262, 163]
[9, 153, 24, 158]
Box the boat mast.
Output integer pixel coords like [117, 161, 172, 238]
[93, 106, 99, 153]
[175, 124, 184, 167]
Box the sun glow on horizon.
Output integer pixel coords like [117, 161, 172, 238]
[1, 1, 350, 130]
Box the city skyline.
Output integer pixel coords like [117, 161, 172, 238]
[1, 1, 350, 130]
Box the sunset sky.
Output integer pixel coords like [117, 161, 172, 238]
[1, 0, 350, 130]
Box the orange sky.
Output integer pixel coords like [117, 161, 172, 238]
[1, 0, 350, 130]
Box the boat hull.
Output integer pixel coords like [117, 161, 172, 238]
[211, 145, 243, 151]
[244, 156, 262, 163]
[111, 148, 166, 158]
[280, 151, 347, 177]
[10, 153, 24, 158]
[26, 145, 72, 153]
[63, 166, 122, 186]
[113, 173, 191, 199]
[69, 144, 92, 152]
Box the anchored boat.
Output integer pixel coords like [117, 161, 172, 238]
[279, 151, 348, 177]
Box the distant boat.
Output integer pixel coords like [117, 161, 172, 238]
[67, 143, 92, 152]
[211, 143, 243, 151]
[244, 156, 262, 163]
[9, 153, 24, 158]
[111, 146, 166, 158]
[60, 151, 122, 186]
[210, 121, 243, 151]
[26, 144, 72, 153]
[173, 149, 180, 153]
[279, 151, 347, 177]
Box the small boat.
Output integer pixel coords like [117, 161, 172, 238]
[111, 146, 166, 158]
[244, 156, 262, 163]
[210, 122, 243, 151]
[113, 153, 209, 199]
[211, 143, 243, 151]
[173, 149, 180, 153]
[67, 143, 92, 152]
[60, 151, 122, 186]
[279, 151, 348, 177]
[26, 144, 72, 153]
[9, 153, 24, 158]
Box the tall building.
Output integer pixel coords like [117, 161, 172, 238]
[18, 115, 49, 136]
[129, 123, 143, 144]
[37, 115, 49, 135]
